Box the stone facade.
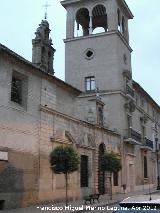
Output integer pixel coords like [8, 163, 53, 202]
[0, 0, 160, 210]
[0, 44, 121, 209]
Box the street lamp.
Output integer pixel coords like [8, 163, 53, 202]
[155, 137, 160, 190]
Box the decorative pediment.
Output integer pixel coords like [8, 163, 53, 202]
[65, 131, 76, 144]
[88, 134, 96, 147]
[50, 130, 76, 145]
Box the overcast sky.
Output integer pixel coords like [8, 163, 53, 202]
[0, 0, 160, 104]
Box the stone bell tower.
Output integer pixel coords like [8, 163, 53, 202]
[32, 19, 55, 75]
[61, 0, 133, 92]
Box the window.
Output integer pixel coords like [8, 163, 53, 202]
[113, 172, 118, 186]
[85, 76, 95, 91]
[11, 76, 22, 105]
[80, 155, 88, 187]
[144, 156, 148, 178]
[11, 71, 28, 108]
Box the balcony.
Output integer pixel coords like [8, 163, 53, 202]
[126, 85, 135, 98]
[124, 128, 141, 145]
[141, 138, 153, 151]
[130, 128, 141, 142]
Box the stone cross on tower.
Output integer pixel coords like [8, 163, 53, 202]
[43, 1, 51, 20]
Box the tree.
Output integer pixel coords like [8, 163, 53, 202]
[49, 145, 79, 206]
[101, 152, 121, 200]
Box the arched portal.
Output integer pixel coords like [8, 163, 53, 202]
[98, 143, 106, 194]
[92, 5, 108, 33]
[75, 8, 89, 36]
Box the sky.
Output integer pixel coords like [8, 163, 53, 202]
[0, 0, 160, 105]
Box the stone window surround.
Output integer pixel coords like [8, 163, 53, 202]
[10, 70, 28, 110]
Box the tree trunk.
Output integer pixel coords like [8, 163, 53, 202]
[65, 172, 68, 206]
[110, 172, 112, 200]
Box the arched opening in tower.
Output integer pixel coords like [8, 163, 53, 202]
[75, 8, 89, 37]
[92, 5, 108, 34]
[117, 9, 121, 31]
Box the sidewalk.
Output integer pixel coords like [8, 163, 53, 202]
[36, 187, 158, 213]
[1, 188, 159, 213]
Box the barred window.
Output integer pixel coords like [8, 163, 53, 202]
[11, 76, 22, 105]
[80, 155, 88, 187]
[10, 71, 28, 108]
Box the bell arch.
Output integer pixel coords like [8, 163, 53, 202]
[117, 8, 121, 31]
[92, 4, 108, 34]
[75, 8, 90, 37]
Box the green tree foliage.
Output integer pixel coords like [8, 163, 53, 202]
[101, 152, 121, 200]
[101, 152, 121, 173]
[49, 145, 79, 206]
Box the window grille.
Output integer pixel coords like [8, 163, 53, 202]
[11, 77, 22, 105]
[80, 155, 88, 187]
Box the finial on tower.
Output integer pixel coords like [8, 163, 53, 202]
[43, 1, 51, 20]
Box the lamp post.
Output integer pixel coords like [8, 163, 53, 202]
[155, 137, 160, 190]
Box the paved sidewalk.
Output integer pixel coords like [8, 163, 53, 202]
[1, 188, 159, 213]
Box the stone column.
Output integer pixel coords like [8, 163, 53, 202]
[66, 8, 75, 39]
[89, 11, 93, 35]
[107, 1, 118, 31]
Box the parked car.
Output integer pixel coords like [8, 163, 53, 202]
[113, 195, 160, 212]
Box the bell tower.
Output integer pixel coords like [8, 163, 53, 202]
[32, 19, 56, 75]
[61, 0, 133, 92]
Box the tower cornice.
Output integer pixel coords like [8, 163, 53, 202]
[64, 30, 133, 52]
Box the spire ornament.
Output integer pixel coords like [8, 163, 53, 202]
[43, 1, 51, 20]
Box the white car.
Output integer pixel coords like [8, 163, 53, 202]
[113, 194, 160, 212]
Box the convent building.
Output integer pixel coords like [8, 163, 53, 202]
[0, 0, 160, 210]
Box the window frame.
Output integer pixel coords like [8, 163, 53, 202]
[85, 76, 95, 92]
[11, 76, 22, 105]
[10, 71, 28, 109]
[80, 155, 89, 187]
